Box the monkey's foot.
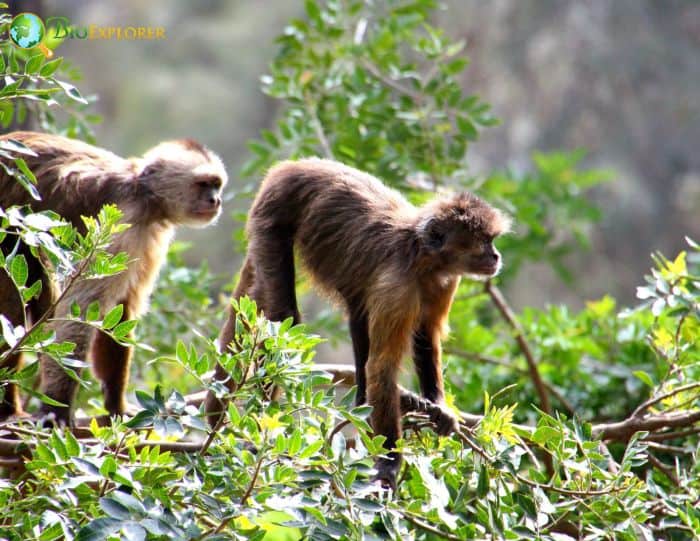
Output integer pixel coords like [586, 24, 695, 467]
[36, 406, 72, 428]
[373, 458, 399, 490]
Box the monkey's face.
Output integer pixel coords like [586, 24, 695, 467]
[430, 231, 502, 279]
[418, 192, 510, 278]
[184, 173, 225, 226]
[459, 235, 502, 279]
[139, 140, 228, 227]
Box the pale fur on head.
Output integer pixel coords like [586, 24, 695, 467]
[136, 139, 228, 226]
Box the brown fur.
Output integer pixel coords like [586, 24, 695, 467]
[206, 158, 509, 486]
[0, 131, 228, 423]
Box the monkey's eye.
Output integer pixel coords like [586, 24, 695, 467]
[196, 176, 222, 189]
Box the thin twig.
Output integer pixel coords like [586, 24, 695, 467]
[199, 404, 227, 457]
[361, 61, 423, 101]
[484, 281, 552, 416]
[444, 346, 575, 414]
[645, 441, 692, 454]
[1, 247, 94, 365]
[631, 381, 700, 418]
[402, 511, 461, 541]
[593, 410, 700, 441]
[304, 93, 333, 160]
[514, 473, 621, 497]
[646, 453, 680, 487]
[239, 447, 266, 507]
[643, 427, 700, 442]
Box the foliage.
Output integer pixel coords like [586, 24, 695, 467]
[0, 204, 135, 409]
[0, 4, 99, 139]
[1, 1, 700, 540]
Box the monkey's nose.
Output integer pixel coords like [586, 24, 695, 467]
[210, 196, 221, 207]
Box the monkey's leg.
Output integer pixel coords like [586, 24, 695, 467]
[91, 300, 132, 416]
[411, 324, 458, 436]
[366, 356, 401, 488]
[348, 310, 369, 406]
[37, 318, 94, 425]
[250, 234, 300, 323]
[0, 268, 24, 418]
[38, 281, 102, 425]
[365, 305, 418, 488]
[205, 257, 263, 426]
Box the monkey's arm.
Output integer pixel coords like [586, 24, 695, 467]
[411, 323, 458, 436]
[412, 325, 445, 403]
[91, 298, 133, 416]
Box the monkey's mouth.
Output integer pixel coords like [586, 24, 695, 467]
[191, 208, 220, 220]
[469, 262, 501, 277]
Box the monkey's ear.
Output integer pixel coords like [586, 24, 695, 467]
[138, 161, 161, 179]
[419, 218, 446, 251]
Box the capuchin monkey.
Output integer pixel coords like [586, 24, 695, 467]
[206, 158, 509, 487]
[0, 132, 227, 425]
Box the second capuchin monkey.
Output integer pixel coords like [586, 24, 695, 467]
[206, 158, 509, 487]
[0, 132, 228, 424]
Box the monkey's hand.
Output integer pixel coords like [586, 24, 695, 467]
[429, 403, 459, 436]
[399, 387, 459, 436]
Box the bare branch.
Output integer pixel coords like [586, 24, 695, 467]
[484, 281, 552, 415]
[444, 346, 575, 414]
[631, 382, 700, 418]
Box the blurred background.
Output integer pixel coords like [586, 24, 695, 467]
[11, 0, 700, 309]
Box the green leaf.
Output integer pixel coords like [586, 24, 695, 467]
[25, 53, 44, 75]
[62, 430, 79, 458]
[633, 370, 655, 388]
[443, 57, 468, 75]
[113, 319, 137, 339]
[102, 304, 124, 330]
[75, 518, 122, 541]
[39, 57, 63, 77]
[477, 464, 489, 498]
[100, 497, 131, 520]
[85, 301, 100, 322]
[531, 426, 561, 445]
[124, 410, 155, 429]
[21, 279, 42, 302]
[305, 0, 321, 24]
[10, 254, 28, 287]
[12, 158, 41, 199]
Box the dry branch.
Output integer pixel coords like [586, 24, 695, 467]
[484, 280, 552, 415]
[2, 364, 700, 464]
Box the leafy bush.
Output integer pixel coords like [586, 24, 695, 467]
[1, 1, 700, 540]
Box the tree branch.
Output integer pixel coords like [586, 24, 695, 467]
[484, 280, 552, 416]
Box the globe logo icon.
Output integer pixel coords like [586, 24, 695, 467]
[9, 13, 53, 58]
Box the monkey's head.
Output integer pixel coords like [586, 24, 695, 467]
[417, 192, 511, 278]
[138, 139, 228, 227]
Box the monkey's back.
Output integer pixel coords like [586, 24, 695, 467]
[0, 131, 136, 224]
[249, 158, 419, 308]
